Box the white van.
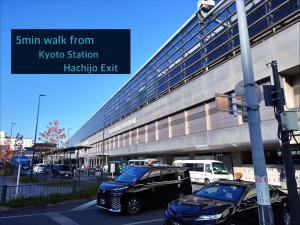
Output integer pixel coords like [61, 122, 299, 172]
[128, 158, 160, 166]
[173, 160, 233, 184]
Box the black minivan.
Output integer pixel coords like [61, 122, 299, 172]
[97, 166, 192, 215]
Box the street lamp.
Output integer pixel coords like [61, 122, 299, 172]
[9, 122, 16, 150]
[67, 128, 72, 170]
[67, 128, 72, 147]
[30, 94, 46, 178]
[10, 122, 16, 138]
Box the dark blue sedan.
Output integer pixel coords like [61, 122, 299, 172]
[164, 180, 290, 225]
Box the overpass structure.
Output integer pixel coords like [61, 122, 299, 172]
[68, 0, 300, 185]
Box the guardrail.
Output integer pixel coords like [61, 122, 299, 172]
[0, 177, 100, 203]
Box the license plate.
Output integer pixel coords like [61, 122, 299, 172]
[100, 199, 105, 205]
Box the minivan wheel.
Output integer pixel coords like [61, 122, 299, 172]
[283, 209, 292, 225]
[126, 197, 141, 215]
[204, 178, 210, 185]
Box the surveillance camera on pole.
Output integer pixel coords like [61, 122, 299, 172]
[197, 0, 215, 12]
[197, 0, 215, 19]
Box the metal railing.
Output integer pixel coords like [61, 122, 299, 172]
[0, 177, 100, 202]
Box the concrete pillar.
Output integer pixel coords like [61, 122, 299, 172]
[184, 110, 189, 135]
[168, 116, 172, 138]
[205, 103, 211, 131]
[155, 121, 159, 141]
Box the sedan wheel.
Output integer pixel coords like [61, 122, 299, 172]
[283, 209, 292, 225]
[126, 197, 141, 215]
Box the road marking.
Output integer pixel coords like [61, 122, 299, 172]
[70, 199, 96, 211]
[0, 207, 96, 220]
[121, 218, 164, 225]
[47, 212, 80, 225]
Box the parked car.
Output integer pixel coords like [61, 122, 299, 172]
[52, 164, 72, 178]
[128, 158, 160, 166]
[33, 163, 49, 174]
[108, 160, 127, 176]
[173, 160, 233, 184]
[164, 180, 290, 225]
[97, 165, 192, 215]
[21, 165, 31, 176]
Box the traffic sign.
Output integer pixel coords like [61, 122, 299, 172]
[12, 156, 29, 165]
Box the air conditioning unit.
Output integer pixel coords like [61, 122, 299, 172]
[197, 0, 216, 12]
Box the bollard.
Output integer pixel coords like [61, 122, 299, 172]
[1, 185, 7, 203]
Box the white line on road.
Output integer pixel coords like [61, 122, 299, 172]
[70, 200, 96, 211]
[121, 218, 164, 225]
[47, 212, 80, 225]
[0, 207, 95, 220]
[0, 213, 44, 219]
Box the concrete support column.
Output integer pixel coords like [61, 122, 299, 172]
[205, 103, 211, 131]
[155, 121, 159, 141]
[168, 116, 172, 138]
[184, 110, 189, 135]
[145, 125, 148, 143]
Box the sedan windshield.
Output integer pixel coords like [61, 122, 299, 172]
[115, 167, 149, 184]
[212, 162, 229, 174]
[195, 183, 245, 203]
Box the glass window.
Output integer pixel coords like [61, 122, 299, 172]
[195, 163, 204, 172]
[183, 163, 195, 171]
[115, 167, 149, 184]
[205, 164, 212, 173]
[195, 183, 245, 203]
[212, 162, 229, 174]
[147, 169, 161, 182]
[161, 168, 176, 181]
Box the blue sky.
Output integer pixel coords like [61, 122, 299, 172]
[0, 0, 196, 140]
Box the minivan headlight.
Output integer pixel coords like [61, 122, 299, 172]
[195, 214, 222, 221]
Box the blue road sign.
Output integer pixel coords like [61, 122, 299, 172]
[12, 156, 29, 165]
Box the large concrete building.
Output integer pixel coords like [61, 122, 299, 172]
[69, 0, 300, 185]
[0, 131, 33, 151]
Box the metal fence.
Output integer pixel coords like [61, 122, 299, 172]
[0, 177, 100, 202]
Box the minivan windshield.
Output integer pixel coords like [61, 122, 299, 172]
[115, 167, 149, 184]
[212, 162, 229, 174]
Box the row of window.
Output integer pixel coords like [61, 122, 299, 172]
[70, 0, 299, 146]
[87, 92, 274, 155]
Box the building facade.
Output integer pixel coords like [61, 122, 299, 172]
[0, 131, 33, 151]
[69, 0, 300, 185]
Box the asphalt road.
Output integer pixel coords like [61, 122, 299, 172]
[0, 184, 203, 225]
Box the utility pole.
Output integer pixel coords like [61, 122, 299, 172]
[269, 61, 300, 225]
[235, 1, 274, 225]
[30, 94, 46, 179]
